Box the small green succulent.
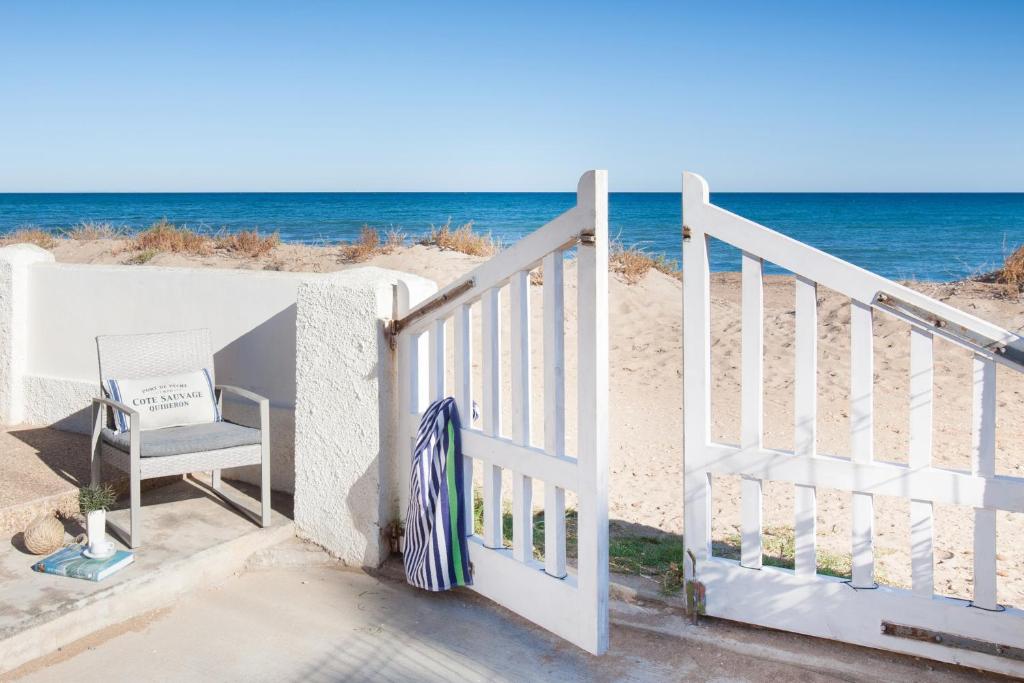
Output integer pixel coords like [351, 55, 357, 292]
[79, 484, 117, 515]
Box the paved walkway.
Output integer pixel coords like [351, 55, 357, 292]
[10, 549, 1005, 683]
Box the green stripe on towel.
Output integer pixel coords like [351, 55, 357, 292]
[445, 421, 465, 586]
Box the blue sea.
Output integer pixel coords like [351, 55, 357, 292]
[1, 192, 1022, 281]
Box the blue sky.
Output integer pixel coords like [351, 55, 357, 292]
[1, 1, 1021, 192]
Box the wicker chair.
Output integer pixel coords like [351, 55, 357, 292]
[90, 329, 271, 548]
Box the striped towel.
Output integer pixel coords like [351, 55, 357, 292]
[404, 397, 472, 591]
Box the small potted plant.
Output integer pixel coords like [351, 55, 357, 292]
[79, 484, 117, 557]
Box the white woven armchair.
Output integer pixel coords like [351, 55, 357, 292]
[90, 329, 271, 548]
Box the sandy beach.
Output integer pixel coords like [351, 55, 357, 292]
[41, 237, 1024, 608]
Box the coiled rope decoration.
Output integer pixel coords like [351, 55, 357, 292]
[23, 513, 65, 555]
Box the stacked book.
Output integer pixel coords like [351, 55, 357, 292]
[33, 545, 134, 582]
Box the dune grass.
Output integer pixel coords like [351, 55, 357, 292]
[0, 227, 57, 250]
[338, 226, 405, 263]
[61, 222, 122, 241]
[609, 244, 681, 284]
[215, 228, 281, 257]
[121, 220, 280, 261]
[996, 243, 1024, 293]
[127, 220, 215, 256]
[420, 219, 497, 257]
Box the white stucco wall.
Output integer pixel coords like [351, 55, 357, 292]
[293, 267, 435, 566]
[0, 245, 55, 423]
[1, 254, 310, 492]
[0, 245, 438, 568]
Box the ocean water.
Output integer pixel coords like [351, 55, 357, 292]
[1, 192, 1021, 281]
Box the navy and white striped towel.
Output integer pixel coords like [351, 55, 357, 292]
[404, 397, 472, 591]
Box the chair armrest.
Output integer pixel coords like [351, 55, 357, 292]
[91, 397, 141, 460]
[216, 385, 269, 406]
[92, 396, 140, 419]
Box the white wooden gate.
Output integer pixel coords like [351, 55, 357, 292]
[682, 172, 1024, 677]
[394, 170, 609, 655]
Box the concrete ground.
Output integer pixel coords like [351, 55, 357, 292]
[7, 540, 1009, 683]
[0, 426, 90, 535]
[1, 476, 294, 674]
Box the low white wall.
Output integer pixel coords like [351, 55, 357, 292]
[0, 244, 54, 423]
[19, 260, 306, 491]
[0, 245, 436, 568]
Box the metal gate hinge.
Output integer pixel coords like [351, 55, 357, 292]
[881, 621, 1024, 662]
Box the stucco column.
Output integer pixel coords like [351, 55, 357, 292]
[0, 244, 54, 424]
[294, 267, 435, 567]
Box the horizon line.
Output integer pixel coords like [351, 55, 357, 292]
[2, 189, 1023, 195]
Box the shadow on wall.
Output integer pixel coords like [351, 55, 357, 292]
[346, 318, 395, 567]
[212, 304, 298, 408]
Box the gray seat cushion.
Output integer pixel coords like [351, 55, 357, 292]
[101, 421, 261, 458]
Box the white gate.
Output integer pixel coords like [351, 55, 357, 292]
[394, 171, 609, 655]
[682, 172, 1024, 676]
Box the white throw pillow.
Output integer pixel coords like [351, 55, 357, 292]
[105, 369, 221, 433]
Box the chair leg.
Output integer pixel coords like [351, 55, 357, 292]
[90, 403, 102, 487]
[90, 447, 101, 487]
[129, 468, 141, 549]
[260, 400, 271, 528]
[260, 460, 271, 528]
[212, 469, 221, 490]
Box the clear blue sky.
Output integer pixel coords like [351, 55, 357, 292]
[1, 1, 1021, 192]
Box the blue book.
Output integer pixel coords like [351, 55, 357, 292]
[32, 545, 134, 582]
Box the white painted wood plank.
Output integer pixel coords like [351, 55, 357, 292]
[910, 501, 934, 599]
[453, 303, 473, 530]
[702, 442, 1024, 512]
[399, 330, 430, 521]
[396, 323, 412, 521]
[480, 287, 503, 548]
[741, 251, 764, 569]
[459, 429, 578, 490]
[972, 354, 998, 610]
[741, 252, 765, 451]
[698, 558, 1024, 679]
[974, 508, 998, 610]
[683, 172, 713, 574]
[510, 270, 533, 563]
[405, 415, 579, 490]
[463, 537, 588, 654]
[794, 275, 818, 577]
[696, 197, 1023, 360]
[428, 318, 445, 402]
[909, 326, 934, 598]
[972, 354, 997, 479]
[850, 300, 875, 588]
[543, 250, 567, 578]
[575, 169, 609, 655]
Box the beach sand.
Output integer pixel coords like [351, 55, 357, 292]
[43, 238, 1024, 607]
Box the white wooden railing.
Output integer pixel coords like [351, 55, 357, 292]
[682, 171, 1024, 676]
[394, 170, 609, 655]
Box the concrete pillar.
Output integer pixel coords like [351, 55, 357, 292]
[0, 244, 54, 424]
[293, 267, 435, 567]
